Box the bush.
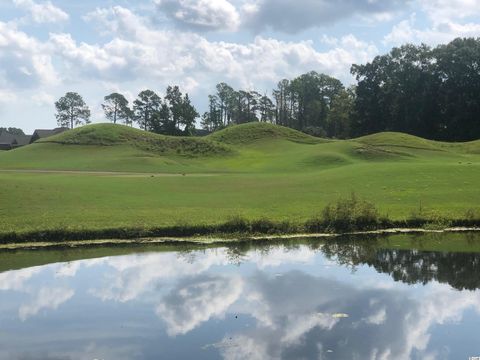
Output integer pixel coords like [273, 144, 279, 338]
[465, 208, 480, 221]
[321, 193, 379, 231]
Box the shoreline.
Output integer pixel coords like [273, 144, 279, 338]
[1, 226, 479, 251]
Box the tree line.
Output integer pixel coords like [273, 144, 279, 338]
[55, 86, 198, 136]
[201, 73, 353, 139]
[202, 37, 480, 141]
[54, 37, 480, 141]
[0, 127, 25, 136]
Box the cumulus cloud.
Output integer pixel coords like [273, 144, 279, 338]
[90, 251, 228, 302]
[13, 0, 69, 24]
[384, 15, 480, 46]
[66, 6, 378, 88]
[155, 0, 408, 34]
[156, 275, 243, 336]
[419, 0, 480, 23]
[244, 0, 407, 34]
[0, 267, 41, 291]
[19, 287, 74, 321]
[2, 244, 480, 359]
[156, 0, 241, 31]
[218, 272, 480, 360]
[0, 21, 58, 89]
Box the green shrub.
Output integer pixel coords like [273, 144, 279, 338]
[321, 193, 379, 231]
[465, 208, 480, 221]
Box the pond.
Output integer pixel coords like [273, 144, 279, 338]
[1, 232, 480, 359]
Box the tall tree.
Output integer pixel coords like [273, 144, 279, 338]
[165, 86, 183, 134]
[350, 39, 480, 140]
[55, 92, 91, 129]
[102, 93, 132, 124]
[273, 79, 292, 126]
[216, 83, 235, 126]
[434, 38, 480, 140]
[258, 94, 275, 123]
[326, 88, 355, 139]
[133, 90, 161, 131]
[180, 94, 199, 135]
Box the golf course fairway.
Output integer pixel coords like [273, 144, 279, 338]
[0, 122, 479, 240]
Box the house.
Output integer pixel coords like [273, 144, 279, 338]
[0, 127, 68, 151]
[30, 127, 69, 143]
[13, 134, 33, 147]
[0, 131, 33, 150]
[0, 131, 15, 150]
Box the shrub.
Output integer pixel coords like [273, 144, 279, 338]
[218, 215, 250, 233]
[321, 193, 379, 231]
[465, 208, 480, 221]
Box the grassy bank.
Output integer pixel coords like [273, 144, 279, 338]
[0, 122, 479, 243]
[1, 198, 479, 245]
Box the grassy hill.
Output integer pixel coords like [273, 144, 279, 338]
[42, 123, 233, 156]
[208, 122, 322, 145]
[0, 122, 479, 238]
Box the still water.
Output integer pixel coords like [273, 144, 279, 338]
[1, 233, 480, 360]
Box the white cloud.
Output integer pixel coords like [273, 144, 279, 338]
[65, 6, 379, 88]
[0, 267, 41, 291]
[54, 261, 82, 277]
[0, 21, 58, 89]
[18, 286, 74, 321]
[0, 88, 17, 103]
[156, 275, 243, 336]
[90, 251, 228, 303]
[384, 15, 480, 46]
[156, 0, 241, 31]
[244, 0, 407, 34]
[13, 0, 69, 24]
[419, 0, 480, 24]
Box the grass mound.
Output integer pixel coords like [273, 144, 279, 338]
[355, 131, 480, 155]
[40, 123, 233, 157]
[355, 132, 444, 151]
[208, 122, 323, 145]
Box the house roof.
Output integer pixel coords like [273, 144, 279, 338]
[0, 131, 33, 149]
[31, 127, 69, 140]
[0, 131, 16, 145]
[13, 134, 32, 146]
[30, 128, 69, 142]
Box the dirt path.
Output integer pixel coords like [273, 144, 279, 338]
[0, 169, 218, 177]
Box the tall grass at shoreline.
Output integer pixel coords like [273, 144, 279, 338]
[1, 195, 479, 245]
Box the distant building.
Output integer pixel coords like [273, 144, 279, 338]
[0, 131, 32, 150]
[14, 134, 33, 146]
[0, 127, 68, 151]
[30, 128, 69, 143]
[0, 132, 16, 150]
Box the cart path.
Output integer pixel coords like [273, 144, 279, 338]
[0, 169, 221, 177]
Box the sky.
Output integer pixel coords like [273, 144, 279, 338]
[1, 0, 480, 133]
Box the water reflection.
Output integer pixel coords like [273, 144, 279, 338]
[321, 235, 480, 290]
[1, 233, 480, 359]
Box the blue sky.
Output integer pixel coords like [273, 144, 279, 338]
[1, 0, 480, 133]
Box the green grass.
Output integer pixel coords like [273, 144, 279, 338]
[0, 122, 479, 238]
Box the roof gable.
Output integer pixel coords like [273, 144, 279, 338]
[0, 131, 16, 144]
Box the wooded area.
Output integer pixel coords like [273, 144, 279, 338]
[202, 37, 480, 141]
